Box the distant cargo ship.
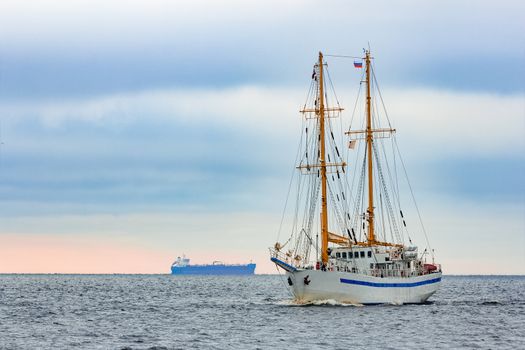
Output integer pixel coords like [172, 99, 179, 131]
[170, 256, 256, 275]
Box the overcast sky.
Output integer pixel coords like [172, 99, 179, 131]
[0, 0, 523, 274]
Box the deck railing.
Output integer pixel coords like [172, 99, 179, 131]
[270, 249, 441, 278]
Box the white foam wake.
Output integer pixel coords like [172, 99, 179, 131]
[275, 299, 363, 307]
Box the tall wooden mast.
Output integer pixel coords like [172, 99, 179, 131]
[296, 53, 348, 261]
[365, 50, 376, 245]
[318, 52, 330, 264]
[345, 50, 397, 246]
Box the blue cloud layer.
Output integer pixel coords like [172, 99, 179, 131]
[0, 1, 523, 100]
[0, 115, 292, 215]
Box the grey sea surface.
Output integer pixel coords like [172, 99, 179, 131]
[0, 274, 523, 349]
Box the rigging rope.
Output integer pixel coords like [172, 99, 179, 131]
[393, 137, 433, 257]
[276, 119, 304, 243]
[372, 62, 430, 252]
[373, 142, 403, 244]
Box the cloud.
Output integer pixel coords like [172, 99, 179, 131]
[0, 84, 522, 221]
[2, 85, 523, 155]
[1, 86, 299, 129]
[2, 1, 522, 54]
[381, 89, 525, 157]
[0, 0, 523, 99]
[0, 87, 305, 216]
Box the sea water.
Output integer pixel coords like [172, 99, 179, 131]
[0, 275, 523, 349]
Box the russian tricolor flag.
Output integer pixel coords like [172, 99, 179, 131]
[354, 61, 363, 68]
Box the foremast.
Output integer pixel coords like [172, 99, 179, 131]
[298, 52, 347, 264]
[308, 52, 349, 264]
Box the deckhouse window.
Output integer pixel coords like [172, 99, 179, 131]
[360, 251, 365, 258]
[342, 252, 347, 259]
[367, 251, 372, 258]
[336, 252, 340, 258]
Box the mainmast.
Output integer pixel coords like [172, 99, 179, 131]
[318, 52, 329, 264]
[365, 50, 376, 245]
[346, 50, 396, 246]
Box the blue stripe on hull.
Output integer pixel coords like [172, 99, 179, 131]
[171, 263, 256, 275]
[340, 276, 441, 288]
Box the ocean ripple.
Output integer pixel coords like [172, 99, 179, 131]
[0, 274, 523, 349]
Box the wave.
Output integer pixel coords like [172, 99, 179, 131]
[275, 299, 364, 307]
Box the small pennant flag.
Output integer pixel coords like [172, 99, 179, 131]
[348, 140, 357, 149]
[353, 61, 363, 68]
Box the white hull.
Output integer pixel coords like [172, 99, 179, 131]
[286, 269, 441, 304]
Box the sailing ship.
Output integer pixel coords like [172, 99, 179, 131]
[270, 50, 441, 304]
